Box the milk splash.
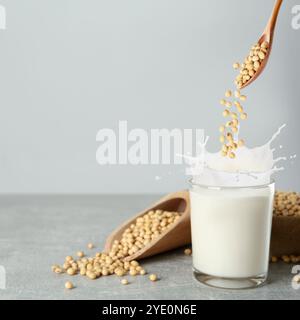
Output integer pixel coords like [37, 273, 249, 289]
[185, 125, 288, 187]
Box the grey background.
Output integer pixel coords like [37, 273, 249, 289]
[0, 0, 299, 194]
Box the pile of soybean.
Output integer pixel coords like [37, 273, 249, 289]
[52, 209, 192, 290]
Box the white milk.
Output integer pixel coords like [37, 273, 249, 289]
[190, 184, 274, 278]
[186, 126, 287, 282]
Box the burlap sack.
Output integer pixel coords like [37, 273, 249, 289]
[270, 216, 300, 256]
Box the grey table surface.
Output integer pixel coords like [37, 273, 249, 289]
[0, 194, 299, 300]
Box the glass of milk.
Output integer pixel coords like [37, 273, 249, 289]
[189, 180, 275, 289]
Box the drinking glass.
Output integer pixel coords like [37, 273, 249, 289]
[189, 180, 275, 289]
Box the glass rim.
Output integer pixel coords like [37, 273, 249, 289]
[188, 178, 275, 190]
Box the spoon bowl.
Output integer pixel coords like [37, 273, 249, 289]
[240, 0, 283, 89]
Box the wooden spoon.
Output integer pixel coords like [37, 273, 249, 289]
[104, 191, 191, 261]
[240, 0, 283, 89]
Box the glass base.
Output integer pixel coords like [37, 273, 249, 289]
[193, 268, 267, 290]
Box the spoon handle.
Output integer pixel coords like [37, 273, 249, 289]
[265, 0, 283, 40]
